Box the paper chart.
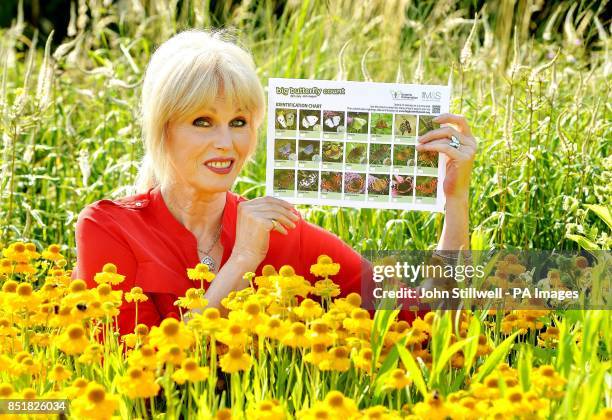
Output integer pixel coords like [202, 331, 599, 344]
[266, 78, 451, 212]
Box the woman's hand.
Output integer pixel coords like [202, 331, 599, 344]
[415, 113, 477, 201]
[231, 196, 300, 269]
[416, 113, 477, 251]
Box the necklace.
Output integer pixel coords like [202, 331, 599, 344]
[197, 223, 223, 272]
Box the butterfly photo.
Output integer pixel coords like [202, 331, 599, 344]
[394, 114, 417, 137]
[273, 169, 295, 191]
[418, 115, 440, 136]
[275, 109, 297, 130]
[322, 111, 345, 133]
[274, 139, 296, 161]
[321, 171, 343, 193]
[391, 175, 414, 197]
[297, 170, 319, 192]
[367, 174, 390, 196]
[298, 140, 320, 162]
[299, 110, 321, 131]
[346, 112, 369, 134]
[371, 113, 393, 135]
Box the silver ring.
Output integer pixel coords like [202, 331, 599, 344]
[449, 135, 461, 150]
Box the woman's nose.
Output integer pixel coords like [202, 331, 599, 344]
[212, 125, 233, 150]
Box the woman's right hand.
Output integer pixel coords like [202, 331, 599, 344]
[230, 196, 300, 270]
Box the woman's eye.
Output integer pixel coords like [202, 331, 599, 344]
[230, 118, 247, 127]
[193, 117, 211, 128]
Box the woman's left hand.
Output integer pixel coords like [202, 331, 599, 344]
[415, 113, 477, 200]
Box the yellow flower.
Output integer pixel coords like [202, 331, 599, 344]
[148, 318, 194, 350]
[308, 320, 336, 347]
[273, 265, 312, 301]
[294, 298, 323, 321]
[64, 377, 89, 399]
[255, 265, 277, 288]
[56, 324, 90, 355]
[219, 347, 252, 373]
[256, 317, 288, 341]
[93, 263, 125, 285]
[172, 358, 210, 384]
[312, 279, 341, 298]
[188, 308, 227, 335]
[537, 326, 560, 348]
[352, 347, 375, 374]
[41, 244, 65, 261]
[593, 408, 612, 420]
[0, 383, 15, 398]
[0, 258, 13, 274]
[187, 263, 216, 284]
[124, 286, 148, 303]
[14, 261, 36, 274]
[330, 293, 362, 314]
[175, 287, 208, 310]
[61, 279, 95, 308]
[117, 367, 160, 398]
[71, 382, 119, 420]
[217, 321, 250, 348]
[13, 282, 41, 311]
[476, 334, 492, 356]
[384, 368, 411, 390]
[246, 399, 286, 420]
[49, 363, 72, 382]
[342, 308, 373, 336]
[228, 300, 268, 330]
[157, 344, 186, 366]
[2, 242, 31, 263]
[310, 254, 340, 279]
[304, 343, 329, 367]
[281, 322, 310, 348]
[532, 365, 566, 397]
[321, 391, 358, 418]
[319, 346, 350, 372]
[413, 391, 452, 420]
[127, 344, 157, 369]
[78, 343, 104, 365]
[92, 283, 122, 306]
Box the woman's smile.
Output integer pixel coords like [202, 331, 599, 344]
[203, 157, 235, 174]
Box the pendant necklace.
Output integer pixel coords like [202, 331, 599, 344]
[197, 223, 223, 273]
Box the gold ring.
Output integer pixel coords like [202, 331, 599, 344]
[271, 219, 278, 230]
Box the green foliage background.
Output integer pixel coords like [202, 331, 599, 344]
[0, 0, 610, 258]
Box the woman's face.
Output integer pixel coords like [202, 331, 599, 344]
[165, 95, 256, 194]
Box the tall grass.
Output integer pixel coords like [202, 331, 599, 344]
[0, 0, 610, 256]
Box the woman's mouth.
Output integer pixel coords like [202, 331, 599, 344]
[203, 158, 235, 174]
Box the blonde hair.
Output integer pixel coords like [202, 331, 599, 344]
[134, 29, 265, 193]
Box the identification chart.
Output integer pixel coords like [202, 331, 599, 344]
[266, 78, 451, 212]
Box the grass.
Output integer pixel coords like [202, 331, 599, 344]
[0, 0, 609, 255]
[0, 2, 610, 417]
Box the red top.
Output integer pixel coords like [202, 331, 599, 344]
[73, 186, 393, 335]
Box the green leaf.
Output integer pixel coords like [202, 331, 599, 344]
[474, 331, 520, 383]
[517, 345, 532, 392]
[463, 316, 481, 374]
[586, 204, 612, 230]
[431, 336, 476, 388]
[370, 309, 399, 373]
[565, 234, 599, 250]
[396, 342, 428, 398]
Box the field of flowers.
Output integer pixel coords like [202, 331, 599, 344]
[0, 0, 610, 419]
[0, 243, 610, 418]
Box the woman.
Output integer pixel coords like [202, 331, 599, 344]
[73, 30, 477, 336]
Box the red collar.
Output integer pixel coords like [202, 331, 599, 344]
[146, 185, 242, 269]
